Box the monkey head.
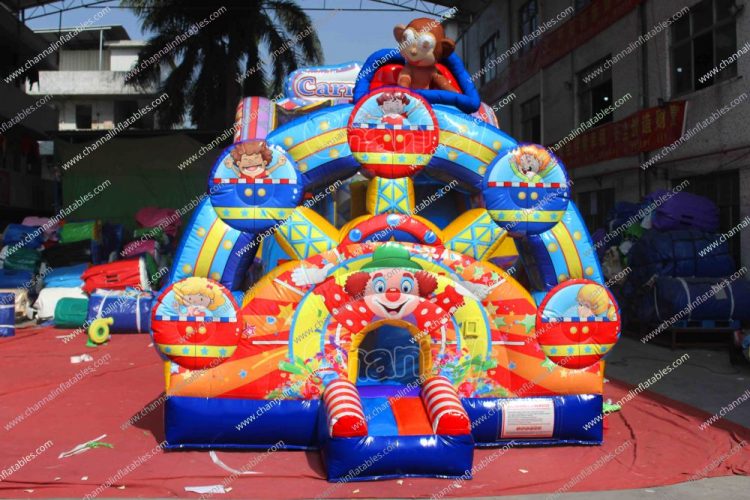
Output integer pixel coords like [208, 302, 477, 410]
[345, 269, 437, 320]
[394, 18, 455, 67]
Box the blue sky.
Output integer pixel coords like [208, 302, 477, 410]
[23, 2, 443, 66]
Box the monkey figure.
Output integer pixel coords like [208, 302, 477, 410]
[393, 18, 458, 92]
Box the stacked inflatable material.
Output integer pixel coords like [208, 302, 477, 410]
[42, 240, 94, 267]
[2, 223, 44, 250]
[0, 269, 33, 289]
[638, 277, 750, 324]
[627, 230, 735, 289]
[34, 286, 88, 320]
[87, 289, 153, 333]
[0, 292, 14, 337]
[81, 257, 150, 294]
[150, 24, 621, 482]
[43, 264, 88, 289]
[623, 200, 750, 328]
[657, 277, 750, 321]
[649, 190, 720, 232]
[54, 298, 89, 328]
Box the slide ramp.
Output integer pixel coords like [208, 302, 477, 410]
[320, 379, 474, 481]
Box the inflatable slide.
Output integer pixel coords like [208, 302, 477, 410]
[150, 18, 621, 481]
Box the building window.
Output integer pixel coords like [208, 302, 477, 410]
[520, 96, 541, 144]
[479, 31, 499, 86]
[578, 56, 613, 125]
[577, 188, 615, 232]
[574, 0, 592, 12]
[75, 104, 92, 129]
[671, 0, 738, 95]
[518, 0, 538, 53]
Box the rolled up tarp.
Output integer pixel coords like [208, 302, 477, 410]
[60, 220, 101, 244]
[652, 276, 750, 322]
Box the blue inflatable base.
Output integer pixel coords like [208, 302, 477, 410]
[165, 396, 321, 450]
[163, 394, 603, 472]
[321, 434, 474, 482]
[464, 395, 603, 446]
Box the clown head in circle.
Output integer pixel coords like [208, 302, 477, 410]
[344, 245, 437, 321]
[290, 244, 497, 336]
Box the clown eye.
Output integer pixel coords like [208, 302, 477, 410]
[373, 277, 386, 294]
[400, 277, 414, 294]
[418, 34, 435, 49]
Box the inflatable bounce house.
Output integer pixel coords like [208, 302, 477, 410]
[150, 18, 621, 481]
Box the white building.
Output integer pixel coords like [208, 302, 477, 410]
[28, 25, 159, 131]
[0, 1, 58, 222]
[453, 0, 749, 268]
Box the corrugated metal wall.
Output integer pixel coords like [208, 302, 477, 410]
[59, 49, 111, 71]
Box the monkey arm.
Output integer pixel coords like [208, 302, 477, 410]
[431, 72, 459, 92]
[397, 67, 412, 88]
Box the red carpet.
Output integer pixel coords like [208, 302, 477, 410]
[1, 327, 748, 498]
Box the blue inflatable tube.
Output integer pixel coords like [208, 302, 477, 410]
[464, 394, 603, 446]
[168, 196, 258, 290]
[164, 396, 321, 450]
[87, 291, 153, 333]
[321, 433, 474, 481]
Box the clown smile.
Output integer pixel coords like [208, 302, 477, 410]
[376, 299, 407, 315]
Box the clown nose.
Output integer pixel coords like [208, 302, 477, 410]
[386, 288, 401, 301]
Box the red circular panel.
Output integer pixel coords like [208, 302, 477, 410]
[347, 88, 439, 178]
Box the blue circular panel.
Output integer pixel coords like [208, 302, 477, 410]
[209, 140, 302, 232]
[482, 144, 571, 236]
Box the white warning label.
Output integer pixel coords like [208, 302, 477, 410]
[500, 398, 555, 438]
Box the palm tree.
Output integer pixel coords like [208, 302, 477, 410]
[124, 0, 324, 130]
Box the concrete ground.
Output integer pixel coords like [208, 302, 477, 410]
[605, 335, 750, 427]
[475, 475, 749, 499]
[505, 335, 750, 499]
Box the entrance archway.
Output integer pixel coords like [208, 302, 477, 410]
[347, 319, 436, 384]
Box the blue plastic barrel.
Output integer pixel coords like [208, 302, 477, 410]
[0, 292, 15, 337]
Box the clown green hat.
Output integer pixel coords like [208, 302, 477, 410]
[361, 244, 422, 271]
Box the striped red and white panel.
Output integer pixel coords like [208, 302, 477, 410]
[487, 181, 566, 188]
[323, 379, 368, 438]
[211, 178, 291, 185]
[421, 376, 471, 435]
[233, 97, 277, 143]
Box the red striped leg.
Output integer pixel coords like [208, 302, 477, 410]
[323, 379, 368, 438]
[421, 376, 471, 435]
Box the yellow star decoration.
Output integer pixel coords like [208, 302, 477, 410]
[486, 302, 499, 316]
[278, 303, 295, 327]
